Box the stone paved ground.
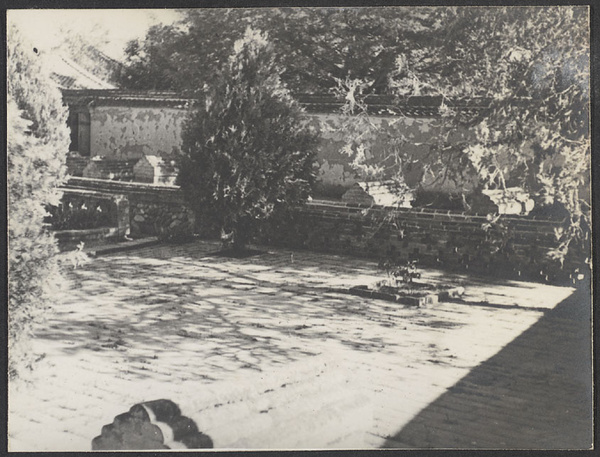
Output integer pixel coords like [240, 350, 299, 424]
[7, 240, 591, 450]
[383, 285, 593, 449]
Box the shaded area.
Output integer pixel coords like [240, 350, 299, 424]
[39, 242, 433, 382]
[208, 247, 266, 258]
[383, 285, 593, 449]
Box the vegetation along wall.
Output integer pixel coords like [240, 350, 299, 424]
[306, 113, 478, 198]
[55, 179, 587, 284]
[260, 200, 588, 285]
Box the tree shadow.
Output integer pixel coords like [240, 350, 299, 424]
[382, 286, 593, 449]
[40, 240, 586, 391]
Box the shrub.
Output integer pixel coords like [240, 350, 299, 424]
[7, 23, 71, 380]
[378, 258, 421, 287]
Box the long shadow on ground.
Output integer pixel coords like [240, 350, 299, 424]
[383, 284, 593, 449]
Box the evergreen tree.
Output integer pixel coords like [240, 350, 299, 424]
[177, 28, 318, 252]
[7, 23, 71, 379]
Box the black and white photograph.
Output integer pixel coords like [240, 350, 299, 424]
[6, 5, 594, 451]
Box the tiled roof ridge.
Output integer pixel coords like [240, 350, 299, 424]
[61, 89, 489, 103]
[60, 89, 535, 114]
[61, 89, 181, 96]
[60, 89, 190, 108]
[294, 93, 494, 107]
[82, 44, 125, 67]
[61, 89, 189, 104]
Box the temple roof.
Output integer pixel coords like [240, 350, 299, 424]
[49, 54, 117, 90]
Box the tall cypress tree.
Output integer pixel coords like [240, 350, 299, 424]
[178, 28, 318, 252]
[7, 23, 70, 379]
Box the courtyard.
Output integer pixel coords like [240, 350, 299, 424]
[8, 240, 592, 450]
[6, 5, 594, 453]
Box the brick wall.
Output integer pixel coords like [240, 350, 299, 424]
[89, 105, 186, 160]
[306, 113, 479, 196]
[259, 200, 588, 284]
[65, 154, 90, 177]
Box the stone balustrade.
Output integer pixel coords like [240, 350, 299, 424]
[60, 177, 195, 241]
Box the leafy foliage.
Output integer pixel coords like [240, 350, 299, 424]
[378, 258, 421, 286]
[123, 6, 590, 265]
[7, 24, 72, 380]
[336, 6, 590, 265]
[118, 7, 451, 95]
[177, 28, 318, 251]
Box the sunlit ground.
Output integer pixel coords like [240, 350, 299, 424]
[8, 240, 584, 450]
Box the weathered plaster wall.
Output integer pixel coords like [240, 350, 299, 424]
[90, 105, 187, 160]
[307, 113, 478, 196]
[86, 104, 478, 197]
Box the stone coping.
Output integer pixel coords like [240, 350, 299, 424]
[65, 177, 181, 193]
[54, 226, 119, 239]
[307, 199, 564, 223]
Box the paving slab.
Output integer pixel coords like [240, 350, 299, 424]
[8, 240, 590, 450]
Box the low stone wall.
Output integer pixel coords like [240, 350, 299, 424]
[63, 178, 195, 240]
[260, 200, 588, 284]
[59, 179, 587, 283]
